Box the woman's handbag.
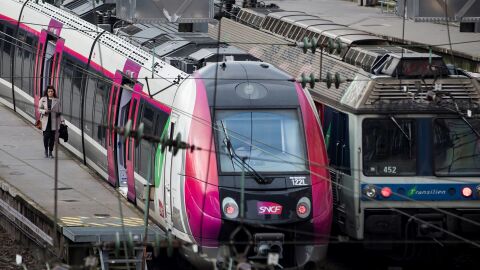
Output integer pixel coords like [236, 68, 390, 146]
[59, 123, 68, 142]
[34, 119, 42, 130]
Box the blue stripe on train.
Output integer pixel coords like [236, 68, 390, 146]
[361, 183, 480, 201]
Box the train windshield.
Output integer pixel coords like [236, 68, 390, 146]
[433, 118, 480, 176]
[362, 118, 417, 176]
[216, 110, 307, 173]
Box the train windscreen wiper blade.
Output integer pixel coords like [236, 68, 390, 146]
[444, 94, 480, 138]
[389, 115, 411, 141]
[220, 120, 236, 170]
[459, 115, 480, 138]
[219, 120, 268, 184]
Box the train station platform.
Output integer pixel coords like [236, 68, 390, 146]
[0, 103, 163, 268]
[263, 0, 480, 72]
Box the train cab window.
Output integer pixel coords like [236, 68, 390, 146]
[363, 118, 417, 176]
[323, 107, 351, 175]
[215, 110, 307, 173]
[433, 118, 480, 176]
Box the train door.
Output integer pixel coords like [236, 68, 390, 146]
[125, 89, 142, 202]
[107, 72, 123, 187]
[34, 30, 64, 119]
[163, 113, 179, 229]
[115, 81, 134, 195]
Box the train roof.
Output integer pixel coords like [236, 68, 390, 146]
[199, 62, 301, 108]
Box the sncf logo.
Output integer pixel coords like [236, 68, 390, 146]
[257, 202, 283, 215]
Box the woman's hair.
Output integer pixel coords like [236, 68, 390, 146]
[44, 85, 57, 98]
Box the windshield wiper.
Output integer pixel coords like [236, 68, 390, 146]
[220, 121, 268, 184]
[220, 120, 236, 170]
[445, 94, 480, 138]
[389, 115, 411, 141]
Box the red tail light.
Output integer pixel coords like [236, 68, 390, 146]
[462, 187, 473, 198]
[222, 197, 239, 219]
[381, 187, 392, 198]
[296, 197, 311, 218]
[297, 204, 307, 215]
[225, 205, 235, 215]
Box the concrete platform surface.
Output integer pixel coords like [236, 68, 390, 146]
[0, 103, 145, 229]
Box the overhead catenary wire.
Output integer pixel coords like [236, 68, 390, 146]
[0, 3, 480, 266]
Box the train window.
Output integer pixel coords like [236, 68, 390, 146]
[128, 99, 138, 161]
[323, 107, 351, 175]
[137, 103, 155, 182]
[216, 110, 307, 173]
[94, 80, 109, 146]
[61, 59, 74, 122]
[433, 118, 480, 176]
[362, 118, 417, 176]
[84, 77, 96, 137]
[23, 35, 35, 96]
[71, 67, 83, 126]
[14, 31, 26, 89]
[0, 23, 3, 77]
[2, 26, 14, 82]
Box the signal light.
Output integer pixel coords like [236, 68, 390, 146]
[222, 197, 239, 219]
[381, 187, 392, 198]
[296, 197, 311, 218]
[461, 187, 473, 198]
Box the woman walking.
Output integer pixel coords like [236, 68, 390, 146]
[39, 86, 63, 158]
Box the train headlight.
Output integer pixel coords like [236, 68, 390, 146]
[363, 185, 377, 199]
[461, 187, 473, 198]
[222, 197, 239, 219]
[296, 197, 311, 218]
